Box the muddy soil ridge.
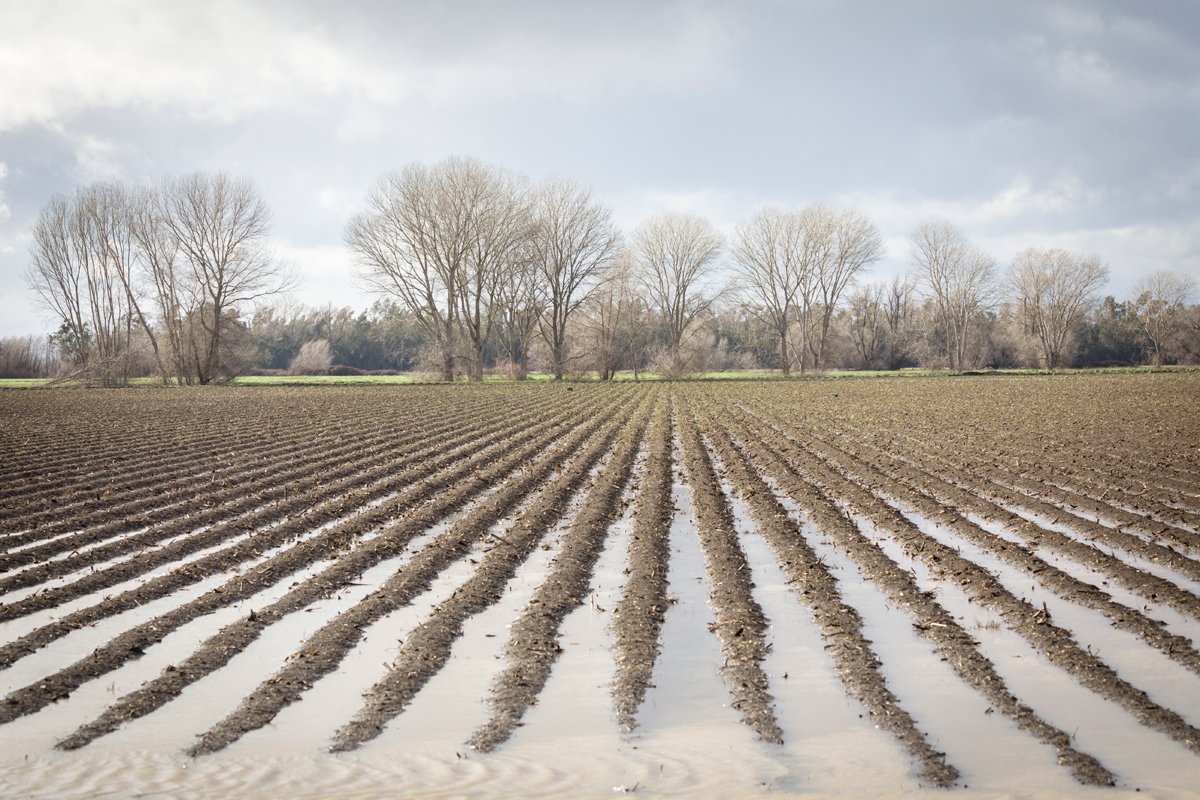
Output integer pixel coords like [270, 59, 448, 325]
[1, 376, 1198, 796]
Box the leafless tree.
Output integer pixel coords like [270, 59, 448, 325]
[495, 238, 543, 379]
[634, 213, 723, 378]
[348, 158, 529, 382]
[881, 275, 918, 369]
[27, 185, 138, 384]
[1132, 270, 1196, 366]
[532, 179, 620, 380]
[1006, 248, 1109, 368]
[910, 220, 997, 369]
[730, 208, 808, 375]
[347, 163, 464, 381]
[454, 161, 532, 381]
[0, 336, 51, 378]
[129, 185, 192, 383]
[161, 172, 291, 383]
[28, 194, 90, 367]
[1182, 305, 1200, 364]
[807, 206, 884, 369]
[846, 283, 886, 368]
[289, 339, 333, 374]
[583, 247, 655, 380]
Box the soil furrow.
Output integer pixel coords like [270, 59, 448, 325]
[0, 391, 548, 561]
[755, 412, 1200, 675]
[877, 425, 1200, 555]
[847, 422, 1200, 589]
[327, 393, 654, 753]
[721, 403, 1116, 786]
[0, 393, 563, 615]
[60, 389, 641, 752]
[734, 407, 1200, 762]
[0, 400, 585, 669]
[609, 397, 674, 730]
[0, 394, 613, 727]
[674, 402, 783, 745]
[466, 395, 654, 752]
[0, 400, 424, 535]
[0, 390, 358, 501]
[691, 398, 960, 786]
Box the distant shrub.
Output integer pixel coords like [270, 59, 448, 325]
[289, 339, 333, 375]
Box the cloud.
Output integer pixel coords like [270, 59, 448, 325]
[975, 174, 1103, 221]
[0, 2, 735, 132]
[66, 131, 124, 183]
[271, 241, 364, 310]
[837, 173, 1103, 236]
[0, 162, 9, 221]
[316, 187, 359, 220]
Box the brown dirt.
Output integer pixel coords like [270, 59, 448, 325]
[2, 375, 1197, 792]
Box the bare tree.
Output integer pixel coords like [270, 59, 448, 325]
[349, 158, 528, 382]
[1006, 248, 1109, 368]
[532, 179, 620, 380]
[495, 238, 543, 379]
[130, 185, 193, 383]
[27, 194, 90, 368]
[289, 339, 333, 374]
[454, 161, 531, 381]
[730, 208, 808, 376]
[0, 336, 52, 378]
[881, 275, 918, 369]
[347, 162, 465, 381]
[1184, 305, 1200, 364]
[26, 185, 138, 384]
[584, 247, 657, 380]
[846, 283, 886, 368]
[634, 213, 723, 378]
[808, 206, 884, 369]
[1132, 270, 1196, 366]
[910, 220, 997, 369]
[161, 172, 291, 383]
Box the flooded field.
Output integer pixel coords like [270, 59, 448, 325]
[1, 375, 1198, 798]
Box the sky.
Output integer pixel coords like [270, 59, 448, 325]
[1, 0, 1198, 338]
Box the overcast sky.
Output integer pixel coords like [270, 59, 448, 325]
[1, 0, 1198, 338]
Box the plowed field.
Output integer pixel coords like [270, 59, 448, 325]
[2, 376, 1198, 798]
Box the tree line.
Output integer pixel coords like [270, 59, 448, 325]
[17, 158, 1200, 382]
[22, 173, 293, 384]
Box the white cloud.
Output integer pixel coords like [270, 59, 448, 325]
[0, 2, 734, 132]
[977, 219, 1200, 297]
[271, 241, 367, 311]
[1167, 161, 1200, 202]
[0, 162, 9, 221]
[317, 187, 359, 219]
[837, 173, 1102, 236]
[608, 186, 757, 237]
[975, 174, 1102, 221]
[67, 131, 124, 182]
[1053, 48, 1120, 95]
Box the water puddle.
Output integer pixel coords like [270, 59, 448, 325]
[718, 466, 915, 794]
[1006, 478, 1200, 551]
[988, 498, 1200, 598]
[866, 496, 1200, 727]
[623, 458, 787, 796]
[0, 487, 407, 645]
[357, 493, 580, 754]
[0, 552, 340, 754]
[854, 501, 1200, 792]
[227, 499, 523, 752]
[959, 509, 1200, 645]
[2, 523, 225, 603]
